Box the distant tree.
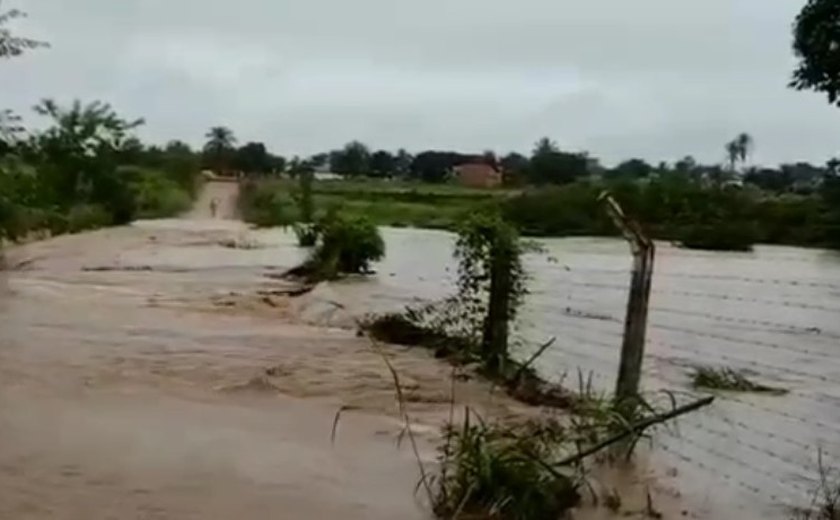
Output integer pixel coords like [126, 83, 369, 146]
[0, 108, 22, 153]
[203, 126, 237, 173]
[394, 148, 413, 178]
[269, 154, 286, 175]
[330, 141, 370, 176]
[780, 162, 824, 193]
[725, 141, 739, 173]
[369, 150, 395, 178]
[0, 2, 48, 58]
[287, 156, 305, 177]
[411, 151, 456, 183]
[791, 0, 840, 106]
[533, 137, 558, 155]
[482, 149, 499, 169]
[725, 133, 753, 173]
[744, 167, 791, 192]
[826, 157, 840, 177]
[528, 137, 589, 185]
[165, 140, 192, 155]
[736, 133, 753, 163]
[609, 158, 653, 179]
[118, 136, 145, 165]
[233, 141, 271, 175]
[308, 153, 329, 171]
[161, 139, 200, 194]
[499, 152, 529, 186]
[674, 156, 698, 176]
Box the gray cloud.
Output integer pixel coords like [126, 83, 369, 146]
[4, 0, 837, 165]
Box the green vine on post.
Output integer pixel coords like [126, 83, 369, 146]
[454, 211, 527, 374]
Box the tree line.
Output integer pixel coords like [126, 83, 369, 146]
[197, 124, 838, 196]
[2, 0, 839, 251]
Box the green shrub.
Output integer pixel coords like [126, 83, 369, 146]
[311, 214, 384, 277]
[66, 205, 111, 233]
[238, 179, 296, 228]
[677, 222, 758, 252]
[504, 183, 611, 237]
[130, 169, 192, 219]
[288, 213, 385, 281]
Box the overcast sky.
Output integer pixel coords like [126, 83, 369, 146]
[3, 0, 838, 166]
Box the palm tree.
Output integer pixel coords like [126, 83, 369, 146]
[725, 132, 754, 174]
[726, 140, 740, 173]
[203, 126, 237, 174]
[735, 133, 753, 166]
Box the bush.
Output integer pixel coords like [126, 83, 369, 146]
[310, 214, 384, 278]
[677, 222, 758, 252]
[66, 205, 112, 233]
[288, 213, 385, 281]
[238, 179, 296, 228]
[130, 168, 192, 219]
[504, 183, 609, 237]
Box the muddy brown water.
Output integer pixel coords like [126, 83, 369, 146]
[2, 182, 838, 518]
[322, 228, 840, 520]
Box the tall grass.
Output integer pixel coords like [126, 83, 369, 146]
[432, 410, 581, 520]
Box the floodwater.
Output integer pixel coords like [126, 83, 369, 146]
[1, 182, 838, 518]
[0, 185, 525, 519]
[322, 227, 840, 520]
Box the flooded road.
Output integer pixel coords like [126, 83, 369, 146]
[2, 182, 838, 518]
[0, 186, 535, 519]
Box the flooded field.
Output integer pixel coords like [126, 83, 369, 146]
[1, 188, 838, 519]
[317, 227, 840, 519]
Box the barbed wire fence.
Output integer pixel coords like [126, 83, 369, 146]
[514, 242, 840, 518]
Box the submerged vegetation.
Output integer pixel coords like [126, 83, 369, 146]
[691, 366, 788, 395]
[308, 213, 384, 277]
[284, 211, 385, 282]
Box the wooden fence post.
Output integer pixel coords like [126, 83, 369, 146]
[599, 192, 655, 412]
[482, 240, 511, 374]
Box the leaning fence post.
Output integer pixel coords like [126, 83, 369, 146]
[599, 192, 655, 412]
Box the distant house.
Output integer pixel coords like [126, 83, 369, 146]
[454, 163, 502, 188]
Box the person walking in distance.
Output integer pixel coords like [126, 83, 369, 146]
[209, 198, 218, 218]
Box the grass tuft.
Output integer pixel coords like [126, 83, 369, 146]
[432, 410, 581, 520]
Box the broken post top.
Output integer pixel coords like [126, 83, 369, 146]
[598, 191, 655, 253]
